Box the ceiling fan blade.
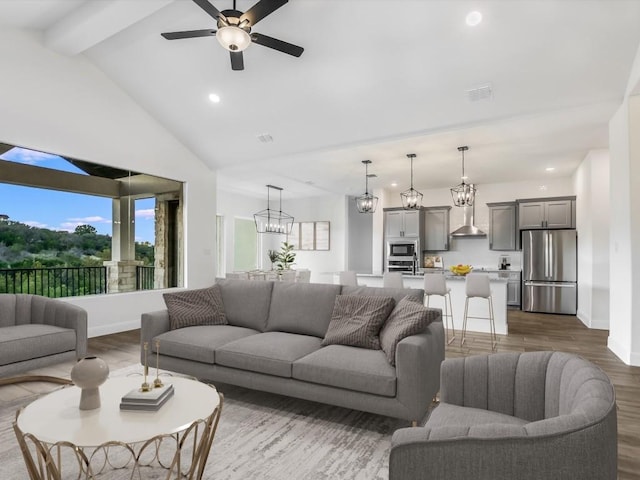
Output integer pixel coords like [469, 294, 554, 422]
[161, 29, 216, 40]
[240, 0, 288, 27]
[251, 32, 303, 57]
[192, 0, 227, 24]
[230, 51, 244, 71]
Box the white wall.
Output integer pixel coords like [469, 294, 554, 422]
[0, 28, 217, 337]
[281, 195, 347, 284]
[216, 191, 347, 284]
[608, 101, 636, 364]
[574, 150, 610, 329]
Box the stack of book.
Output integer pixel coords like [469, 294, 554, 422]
[120, 383, 174, 411]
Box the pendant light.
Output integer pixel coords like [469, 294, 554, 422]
[400, 153, 423, 210]
[450, 146, 477, 207]
[254, 185, 294, 234]
[355, 160, 378, 213]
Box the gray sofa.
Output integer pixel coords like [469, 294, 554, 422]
[389, 351, 617, 480]
[141, 279, 445, 423]
[0, 294, 88, 377]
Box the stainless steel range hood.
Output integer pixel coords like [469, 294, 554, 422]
[450, 204, 486, 237]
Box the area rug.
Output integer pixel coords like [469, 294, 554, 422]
[0, 365, 415, 479]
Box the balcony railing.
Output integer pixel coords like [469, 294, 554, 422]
[0, 266, 107, 298]
[136, 265, 155, 291]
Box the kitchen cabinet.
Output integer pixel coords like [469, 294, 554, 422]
[384, 209, 421, 238]
[487, 202, 518, 251]
[423, 206, 451, 251]
[495, 270, 521, 307]
[518, 197, 575, 229]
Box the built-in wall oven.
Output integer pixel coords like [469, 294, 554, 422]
[386, 241, 418, 273]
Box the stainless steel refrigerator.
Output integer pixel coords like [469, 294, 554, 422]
[522, 229, 577, 314]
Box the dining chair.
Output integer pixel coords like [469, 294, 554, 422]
[296, 269, 311, 283]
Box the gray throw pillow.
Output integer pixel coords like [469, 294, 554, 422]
[322, 295, 395, 349]
[380, 296, 436, 365]
[163, 285, 227, 330]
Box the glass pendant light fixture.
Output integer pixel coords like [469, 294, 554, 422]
[450, 146, 477, 207]
[355, 160, 378, 213]
[254, 185, 294, 234]
[400, 153, 423, 209]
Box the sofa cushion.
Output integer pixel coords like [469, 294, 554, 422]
[293, 345, 397, 397]
[321, 295, 395, 349]
[153, 325, 259, 364]
[427, 403, 529, 430]
[0, 324, 76, 366]
[266, 282, 342, 337]
[340, 285, 424, 304]
[215, 332, 323, 378]
[380, 296, 437, 365]
[215, 279, 274, 331]
[163, 285, 227, 330]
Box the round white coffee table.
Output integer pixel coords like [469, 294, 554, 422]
[15, 375, 222, 479]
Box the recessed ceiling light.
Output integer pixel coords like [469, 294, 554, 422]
[545, 167, 555, 172]
[257, 133, 273, 143]
[466, 11, 482, 26]
[539, 185, 548, 191]
[208, 93, 221, 103]
[391, 182, 398, 187]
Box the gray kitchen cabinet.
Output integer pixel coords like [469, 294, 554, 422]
[423, 206, 451, 251]
[384, 209, 421, 238]
[518, 197, 575, 229]
[487, 202, 517, 251]
[496, 270, 521, 307]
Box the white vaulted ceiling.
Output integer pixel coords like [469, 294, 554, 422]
[1, 0, 640, 198]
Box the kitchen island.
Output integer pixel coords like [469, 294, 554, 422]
[354, 273, 508, 335]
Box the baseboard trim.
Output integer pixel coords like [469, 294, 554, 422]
[576, 310, 609, 330]
[89, 319, 140, 338]
[607, 336, 640, 366]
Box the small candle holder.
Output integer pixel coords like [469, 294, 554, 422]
[153, 340, 164, 388]
[140, 342, 152, 392]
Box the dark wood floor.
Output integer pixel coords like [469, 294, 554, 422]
[2, 311, 639, 479]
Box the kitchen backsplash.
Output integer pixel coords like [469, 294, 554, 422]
[423, 237, 522, 271]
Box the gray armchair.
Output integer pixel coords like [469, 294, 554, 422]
[389, 351, 617, 480]
[0, 294, 88, 378]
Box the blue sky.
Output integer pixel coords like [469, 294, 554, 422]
[0, 147, 155, 243]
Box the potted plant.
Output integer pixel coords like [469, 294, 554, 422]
[267, 249, 279, 270]
[276, 242, 296, 270]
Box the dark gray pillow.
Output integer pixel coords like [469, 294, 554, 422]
[321, 295, 395, 349]
[380, 296, 435, 365]
[163, 285, 227, 330]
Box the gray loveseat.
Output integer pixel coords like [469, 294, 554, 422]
[389, 351, 617, 480]
[0, 294, 88, 377]
[141, 279, 445, 423]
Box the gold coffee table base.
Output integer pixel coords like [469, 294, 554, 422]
[14, 388, 223, 480]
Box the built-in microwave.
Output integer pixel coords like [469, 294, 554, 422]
[388, 242, 417, 257]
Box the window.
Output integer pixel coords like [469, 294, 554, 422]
[233, 218, 258, 271]
[0, 142, 183, 297]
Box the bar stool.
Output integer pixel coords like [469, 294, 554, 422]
[423, 274, 455, 345]
[462, 273, 497, 351]
[383, 272, 404, 289]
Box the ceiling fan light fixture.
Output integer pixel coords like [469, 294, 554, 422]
[216, 25, 251, 52]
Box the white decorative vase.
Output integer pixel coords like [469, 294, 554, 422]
[70, 356, 109, 410]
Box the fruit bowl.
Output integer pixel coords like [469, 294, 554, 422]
[449, 264, 473, 276]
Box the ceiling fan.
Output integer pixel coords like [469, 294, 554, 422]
[161, 0, 304, 71]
